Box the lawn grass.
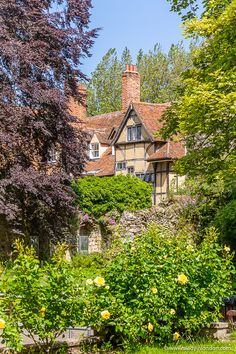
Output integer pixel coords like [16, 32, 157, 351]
[135, 340, 236, 354]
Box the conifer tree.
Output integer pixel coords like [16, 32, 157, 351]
[87, 44, 191, 115]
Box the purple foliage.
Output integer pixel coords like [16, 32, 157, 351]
[0, 0, 98, 252]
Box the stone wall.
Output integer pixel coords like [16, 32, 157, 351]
[77, 197, 195, 254]
[117, 200, 185, 240]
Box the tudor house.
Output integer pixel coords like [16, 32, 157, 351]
[78, 64, 185, 204]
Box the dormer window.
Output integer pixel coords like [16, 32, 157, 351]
[47, 145, 58, 164]
[90, 143, 99, 159]
[127, 125, 141, 142]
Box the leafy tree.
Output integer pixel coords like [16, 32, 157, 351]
[0, 0, 97, 256]
[72, 175, 153, 219]
[121, 46, 132, 70]
[138, 43, 191, 103]
[87, 44, 192, 115]
[162, 0, 236, 183]
[167, 0, 231, 20]
[167, 0, 204, 20]
[87, 47, 132, 116]
[0, 241, 85, 352]
[86, 48, 122, 116]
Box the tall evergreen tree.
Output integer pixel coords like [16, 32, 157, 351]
[121, 47, 132, 70]
[87, 44, 192, 115]
[0, 0, 97, 256]
[87, 48, 122, 116]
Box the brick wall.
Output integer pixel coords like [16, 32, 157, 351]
[122, 64, 140, 111]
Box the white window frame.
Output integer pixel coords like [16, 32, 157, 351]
[47, 145, 58, 164]
[90, 143, 100, 159]
[116, 161, 126, 171]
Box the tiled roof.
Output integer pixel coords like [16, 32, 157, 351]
[82, 111, 124, 143]
[84, 147, 115, 177]
[147, 141, 185, 161]
[96, 132, 110, 145]
[133, 102, 170, 141]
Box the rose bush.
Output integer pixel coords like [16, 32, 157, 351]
[0, 241, 86, 352]
[85, 225, 235, 349]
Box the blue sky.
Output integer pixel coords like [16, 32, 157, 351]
[81, 0, 188, 77]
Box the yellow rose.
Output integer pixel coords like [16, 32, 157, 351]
[101, 310, 110, 320]
[105, 285, 110, 290]
[94, 276, 105, 287]
[170, 309, 176, 315]
[177, 273, 188, 285]
[86, 278, 93, 285]
[151, 287, 157, 294]
[147, 322, 153, 332]
[186, 245, 194, 252]
[40, 307, 46, 316]
[173, 332, 180, 341]
[224, 245, 230, 252]
[0, 319, 5, 329]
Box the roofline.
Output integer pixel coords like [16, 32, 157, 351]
[112, 102, 153, 145]
[85, 110, 123, 120]
[132, 103, 155, 142]
[146, 157, 176, 162]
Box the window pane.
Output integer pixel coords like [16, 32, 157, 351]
[48, 146, 57, 163]
[79, 235, 88, 254]
[136, 125, 141, 140]
[128, 167, 134, 174]
[127, 125, 141, 141]
[127, 127, 132, 141]
[91, 143, 99, 158]
[117, 162, 126, 170]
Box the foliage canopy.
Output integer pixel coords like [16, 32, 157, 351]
[87, 44, 192, 116]
[72, 175, 153, 218]
[0, 0, 97, 252]
[162, 0, 236, 183]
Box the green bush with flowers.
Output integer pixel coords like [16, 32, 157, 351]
[0, 241, 87, 353]
[84, 225, 235, 349]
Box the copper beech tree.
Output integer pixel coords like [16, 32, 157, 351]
[0, 0, 97, 257]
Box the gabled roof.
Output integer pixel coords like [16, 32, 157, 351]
[82, 111, 124, 144]
[147, 141, 185, 162]
[84, 147, 115, 177]
[113, 102, 170, 144]
[133, 102, 170, 140]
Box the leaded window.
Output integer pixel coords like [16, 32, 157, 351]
[127, 125, 142, 141]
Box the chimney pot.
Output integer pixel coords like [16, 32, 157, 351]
[122, 63, 140, 111]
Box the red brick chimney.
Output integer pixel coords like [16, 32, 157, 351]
[68, 84, 87, 120]
[122, 64, 140, 111]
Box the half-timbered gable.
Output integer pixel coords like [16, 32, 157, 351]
[73, 64, 186, 203]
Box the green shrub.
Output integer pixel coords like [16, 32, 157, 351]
[72, 175, 153, 218]
[0, 241, 86, 352]
[214, 199, 236, 250]
[84, 226, 235, 349]
[72, 252, 105, 279]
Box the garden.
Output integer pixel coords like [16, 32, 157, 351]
[0, 225, 234, 353]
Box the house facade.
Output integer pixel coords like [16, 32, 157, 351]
[78, 64, 185, 204]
